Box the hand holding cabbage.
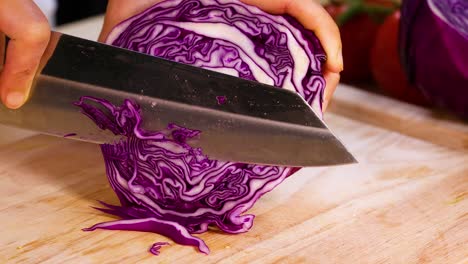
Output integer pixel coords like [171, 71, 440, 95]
[0, 0, 342, 110]
[100, 0, 343, 110]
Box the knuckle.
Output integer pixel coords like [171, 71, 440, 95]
[23, 22, 51, 45]
[14, 67, 35, 77]
[6, 59, 38, 79]
[4, 66, 36, 82]
[283, 0, 297, 13]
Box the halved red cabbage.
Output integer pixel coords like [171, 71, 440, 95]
[400, 0, 468, 118]
[82, 0, 326, 254]
[107, 0, 326, 115]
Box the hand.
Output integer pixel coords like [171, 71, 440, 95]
[100, 0, 342, 111]
[0, 0, 50, 109]
[241, 0, 343, 111]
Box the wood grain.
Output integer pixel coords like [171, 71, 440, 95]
[328, 84, 468, 151]
[1, 114, 467, 264]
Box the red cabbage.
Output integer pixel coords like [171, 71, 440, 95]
[107, 0, 326, 115]
[216, 95, 227, 105]
[149, 242, 170, 256]
[77, 96, 288, 254]
[400, 0, 468, 118]
[81, 0, 326, 255]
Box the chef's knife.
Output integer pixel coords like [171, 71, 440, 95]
[0, 31, 356, 167]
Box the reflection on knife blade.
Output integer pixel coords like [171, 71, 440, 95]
[0, 32, 356, 166]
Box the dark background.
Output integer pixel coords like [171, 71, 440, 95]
[56, 0, 108, 25]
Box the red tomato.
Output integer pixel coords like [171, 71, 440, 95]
[370, 11, 431, 106]
[326, 5, 381, 84]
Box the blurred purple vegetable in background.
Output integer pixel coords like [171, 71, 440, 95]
[399, 0, 468, 119]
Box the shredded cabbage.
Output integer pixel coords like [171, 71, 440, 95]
[149, 242, 170, 256]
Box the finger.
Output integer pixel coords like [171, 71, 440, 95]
[99, 0, 163, 42]
[0, 0, 50, 109]
[241, 0, 343, 73]
[322, 70, 340, 111]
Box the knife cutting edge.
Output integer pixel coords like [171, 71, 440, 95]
[0, 31, 357, 167]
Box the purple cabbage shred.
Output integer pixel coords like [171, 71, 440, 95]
[216, 96, 227, 105]
[149, 242, 170, 256]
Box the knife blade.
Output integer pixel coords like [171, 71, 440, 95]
[0, 31, 356, 167]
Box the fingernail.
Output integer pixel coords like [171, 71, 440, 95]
[6, 92, 25, 109]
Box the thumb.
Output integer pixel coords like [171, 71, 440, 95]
[0, 0, 50, 109]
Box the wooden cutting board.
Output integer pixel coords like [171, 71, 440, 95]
[1, 16, 467, 264]
[1, 112, 467, 263]
[328, 84, 468, 151]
